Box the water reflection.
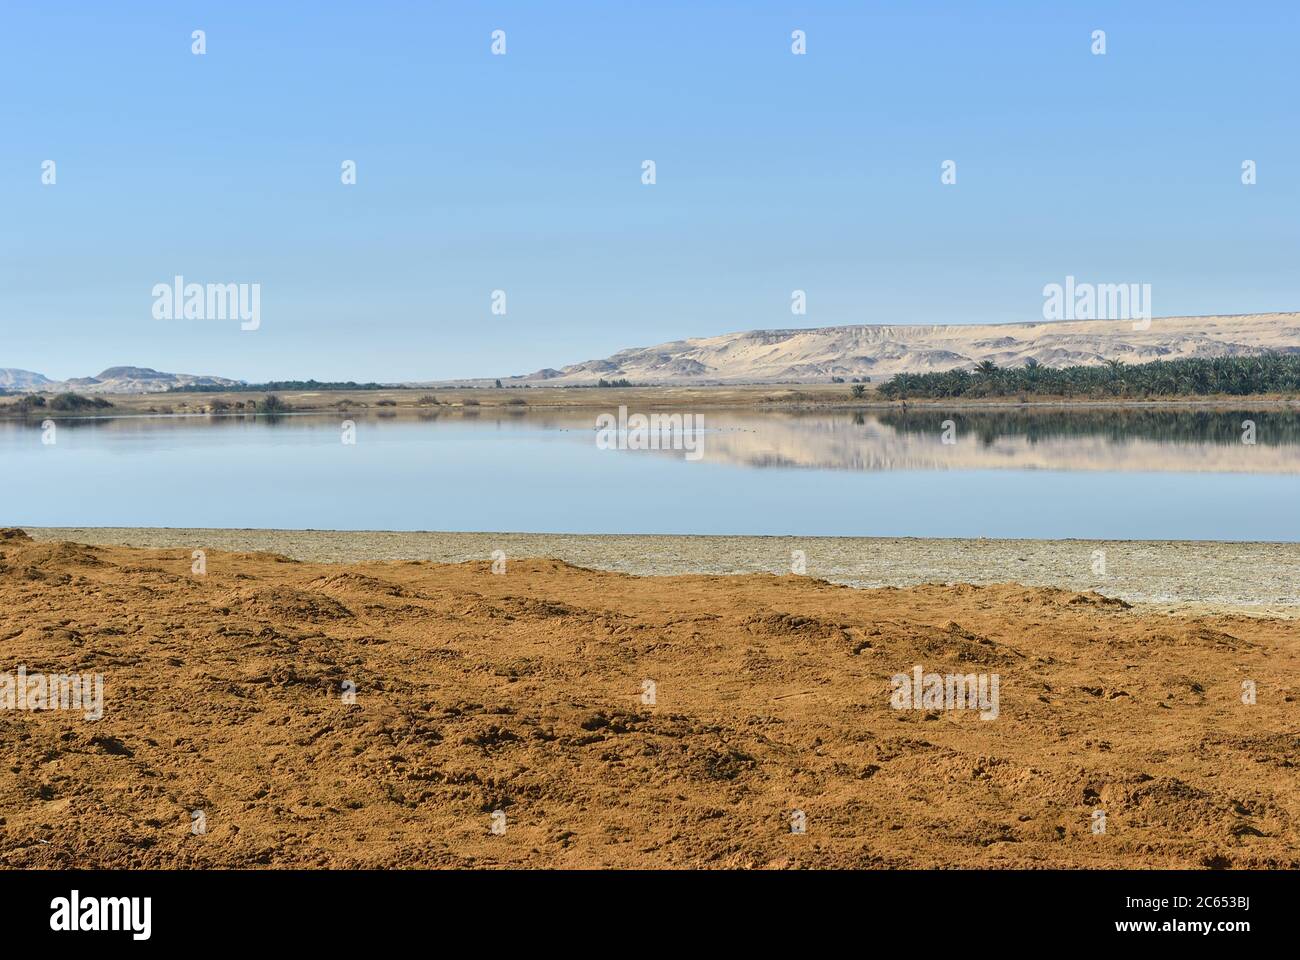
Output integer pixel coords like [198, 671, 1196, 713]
[4, 407, 1298, 538]
[5, 407, 1298, 474]
[694, 408, 1300, 473]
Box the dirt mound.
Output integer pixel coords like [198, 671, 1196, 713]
[307, 572, 407, 598]
[214, 586, 353, 623]
[742, 612, 851, 640]
[496, 596, 579, 620]
[939, 582, 1132, 610]
[2, 540, 108, 570]
[453, 595, 582, 623]
[0, 541, 1296, 869]
[860, 620, 1018, 666]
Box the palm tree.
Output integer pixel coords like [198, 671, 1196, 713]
[880, 352, 1298, 400]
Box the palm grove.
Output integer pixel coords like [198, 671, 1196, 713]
[876, 353, 1300, 400]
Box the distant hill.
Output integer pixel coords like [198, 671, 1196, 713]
[0, 368, 53, 390]
[0, 366, 242, 395]
[508, 313, 1300, 385]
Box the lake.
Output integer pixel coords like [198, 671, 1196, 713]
[3, 407, 1298, 540]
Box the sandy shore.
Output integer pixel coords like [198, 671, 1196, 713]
[24, 528, 1300, 616]
[0, 530, 1295, 868]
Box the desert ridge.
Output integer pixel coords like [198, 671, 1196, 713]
[508, 313, 1300, 385]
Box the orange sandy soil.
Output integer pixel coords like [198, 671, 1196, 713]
[0, 530, 1295, 869]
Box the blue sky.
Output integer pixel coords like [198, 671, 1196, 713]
[2, 1, 1296, 382]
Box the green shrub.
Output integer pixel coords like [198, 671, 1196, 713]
[47, 393, 113, 411]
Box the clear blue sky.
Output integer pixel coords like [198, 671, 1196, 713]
[2, 1, 1296, 382]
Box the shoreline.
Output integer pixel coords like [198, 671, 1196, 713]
[21, 527, 1300, 616]
[4, 384, 1300, 421]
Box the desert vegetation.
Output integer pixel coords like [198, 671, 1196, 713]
[877, 353, 1300, 401]
[2, 393, 114, 413]
[257, 394, 292, 414]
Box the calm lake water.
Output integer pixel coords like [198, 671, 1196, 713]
[3, 408, 1298, 540]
